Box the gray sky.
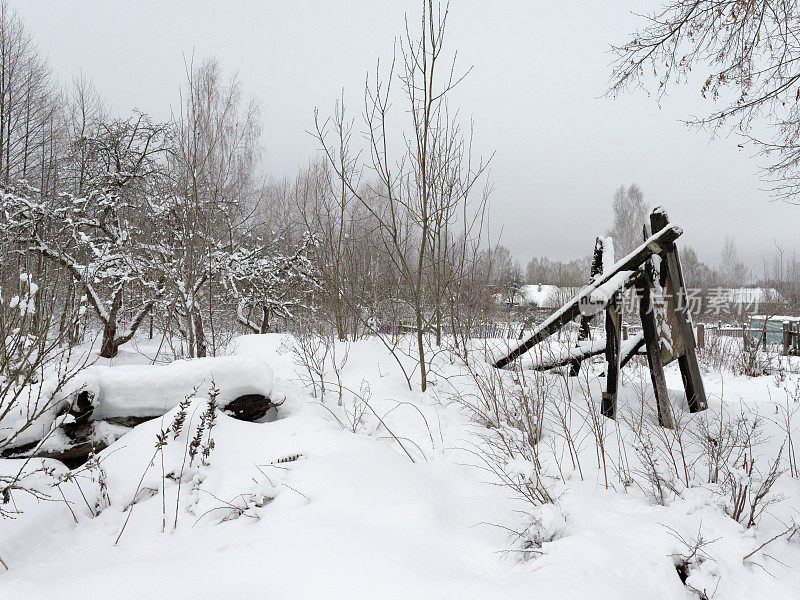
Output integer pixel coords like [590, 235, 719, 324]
[17, 0, 800, 275]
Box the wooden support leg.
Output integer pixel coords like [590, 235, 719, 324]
[650, 208, 708, 413]
[637, 277, 673, 428]
[570, 237, 604, 376]
[783, 322, 791, 356]
[602, 296, 622, 419]
[676, 355, 701, 410]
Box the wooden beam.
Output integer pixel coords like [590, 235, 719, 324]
[523, 330, 645, 373]
[620, 332, 646, 368]
[529, 339, 605, 371]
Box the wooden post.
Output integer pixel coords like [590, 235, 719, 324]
[570, 237, 604, 376]
[783, 321, 791, 356]
[696, 323, 705, 350]
[601, 294, 622, 420]
[650, 208, 707, 412]
[637, 275, 674, 428]
[795, 322, 800, 355]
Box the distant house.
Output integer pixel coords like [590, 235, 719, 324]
[494, 284, 579, 309]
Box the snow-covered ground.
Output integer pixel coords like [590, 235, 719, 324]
[2, 333, 800, 599]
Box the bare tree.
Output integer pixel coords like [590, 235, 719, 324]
[607, 184, 649, 257]
[719, 236, 749, 287]
[502, 261, 525, 307]
[525, 255, 589, 287]
[163, 57, 261, 357]
[315, 1, 489, 390]
[609, 0, 800, 201]
[0, 0, 61, 191]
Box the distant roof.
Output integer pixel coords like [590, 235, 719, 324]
[518, 284, 579, 308]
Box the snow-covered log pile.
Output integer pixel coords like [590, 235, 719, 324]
[1, 356, 276, 464]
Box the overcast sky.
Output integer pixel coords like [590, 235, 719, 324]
[16, 0, 800, 274]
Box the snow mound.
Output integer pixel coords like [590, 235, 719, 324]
[79, 356, 274, 419]
[1, 356, 275, 452]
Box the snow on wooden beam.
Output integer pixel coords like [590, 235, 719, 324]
[525, 339, 606, 371]
[524, 331, 645, 372]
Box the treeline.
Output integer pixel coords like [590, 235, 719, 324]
[0, 1, 515, 392]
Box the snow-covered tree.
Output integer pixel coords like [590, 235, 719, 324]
[225, 233, 319, 334]
[2, 112, 168, 358]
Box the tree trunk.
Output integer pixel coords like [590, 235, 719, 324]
[99, 319, 119, 358]
[415, 307, 427, 392]
[259, 306, 270, 334]
[99, 290, 124, 358]
[193, 310, 207, 357]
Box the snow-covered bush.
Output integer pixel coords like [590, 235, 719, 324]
[668, 525, 720, 600]
[513, 503, 566, 561]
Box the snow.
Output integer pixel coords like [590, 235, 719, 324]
[2, 333, 800, 599]
[751, 314, 800, 323]
[600, 236, 615, 274]
[589, 270, 632, 304]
